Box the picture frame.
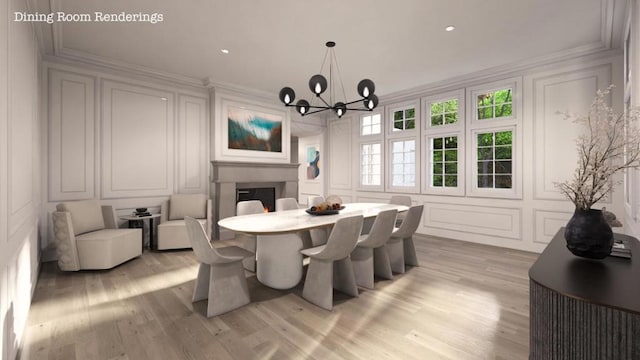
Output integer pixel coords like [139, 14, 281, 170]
[214, 92, 291, 163]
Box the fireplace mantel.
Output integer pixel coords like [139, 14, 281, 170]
[211, 161, 299, 239]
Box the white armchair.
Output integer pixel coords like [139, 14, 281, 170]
[157, 194, 212, 250]
[52, 200, 142, 271]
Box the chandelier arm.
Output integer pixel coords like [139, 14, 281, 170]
[303, 108, 332, 116]
[344, 108, 375, 112]
[316, 95, 332, 108]
[343, 98, 367, 106]
[284, 104, 333, 110]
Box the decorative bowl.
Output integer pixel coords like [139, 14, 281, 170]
[135, 208, 148, 213]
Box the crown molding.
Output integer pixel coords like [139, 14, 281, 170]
[54, 47, 204, 88]
[379, 43, 621, 105]
[203, 77, 277, 102]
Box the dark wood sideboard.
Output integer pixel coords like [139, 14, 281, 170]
[529, 228, 640, 359]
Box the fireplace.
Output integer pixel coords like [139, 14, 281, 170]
[236, 187, 276, 212]
[211, 161, 300, 239]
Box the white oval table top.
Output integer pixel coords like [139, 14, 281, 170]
[218, 202, 409, 235]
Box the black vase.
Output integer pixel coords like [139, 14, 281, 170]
[564, 208, 613, 259]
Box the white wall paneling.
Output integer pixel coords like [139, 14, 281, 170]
[531, 65, 611, 201]
[328, 117, 352, 190]
[178, 95, 208, 194]
[1, 0, 43, 357]
[533, 209, 573, 244]
[101, 79, 175, 198]
[48, 69, 95, 201]
[424, 202, 522, 240]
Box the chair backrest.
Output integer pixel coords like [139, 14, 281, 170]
[392, 205, 424, 239]
[308, 196, 324, 206]
[185, 217, 241, 264]
[359, 209, 398, 248]
[56, 200, 105, 235]
[389, 195, 412, 207]
[312, 215, 363, 261]
[168, 194, 208, 220]
[276, 198, 298, 211]
[236, 200, 264, 216]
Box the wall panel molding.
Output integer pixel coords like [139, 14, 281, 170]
[533, 209, 573, 244]
[48, 69, 95, 201]
[177, 95, 207, 194]
[328, 118, 352, 189]
[532, 64, 611, 201]
[101, 79, 174, 198]
[424, 202, 522, 240]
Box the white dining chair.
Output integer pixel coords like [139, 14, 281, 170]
[236, 200, 264, 272]
[307, 195, 328, 246]
[276, 197, 299, 211]
[185, 217, 254, 317]
[300, 215, 363, 310]
[387, 205, 423, 274]
[351, 209, 398, 289]
[389, 195, 412, 227]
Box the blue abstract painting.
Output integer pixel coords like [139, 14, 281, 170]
[227, 106, 282, 152]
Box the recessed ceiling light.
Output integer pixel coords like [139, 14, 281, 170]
[445, 25, 455, 32]
[221, 49, 230, 54]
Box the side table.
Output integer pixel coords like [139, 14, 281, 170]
[120, 214, 161, 251]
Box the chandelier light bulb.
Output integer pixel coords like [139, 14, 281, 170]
[363, 87, 369, 98]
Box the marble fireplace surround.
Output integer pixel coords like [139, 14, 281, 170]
[211, 161, 299, 239]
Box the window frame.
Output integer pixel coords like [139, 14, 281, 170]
[423, 132, 465, 196]
[387, 100, 420, 136]
[386, 137, 420, 194]
[358, 141, 384, 189]
[468, 78, 520, 125]
[468, 125, 521, 198]
[359, 111, 383, 137]
[423, 89, 465, 132]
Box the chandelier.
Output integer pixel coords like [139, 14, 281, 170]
[278, 41, 378, 118]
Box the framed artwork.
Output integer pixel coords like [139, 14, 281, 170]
[215, 92, 290, 163]
[306, 145, 320, 180]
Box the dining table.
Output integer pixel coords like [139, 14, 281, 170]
[218, 202, 409, 289]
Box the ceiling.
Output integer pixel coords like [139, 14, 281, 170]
[37, 0, 625, 99]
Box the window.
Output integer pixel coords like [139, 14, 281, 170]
[393, 107, 416, 131]
[361, 113, 381, 136]
[391, 140, 415, 187]
[430, 99, 458, 126]
[361, 143, 382, 186]
[431, 136, 458, 187]
[476, 130, 512, 189]
[477, 88, 512, 120]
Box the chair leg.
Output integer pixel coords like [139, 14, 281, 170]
[403, 236, 419, 267]
[207, 261, 250, 317]
[192, 263, 210, 302]
[373, 245, 393, 280]
[333, 257, 359, 297]
[351, 246, 375, 289]
[387, 238, 405, 274]
[302, 259, 334, 310]
[240, 235, 256, 272]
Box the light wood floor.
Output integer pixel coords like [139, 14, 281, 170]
[19, 235, 538, 360]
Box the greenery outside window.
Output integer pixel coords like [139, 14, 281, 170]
[430, 99, 458, 126]
[477, 130, 512, 189]
[361, 143, 382, 186]
[393, 107, 416, 131]
[431, 136, 458, 187]
[391, 139, 415, 187]
[477, 88, 512, 120]
[361, 113, 381, 136]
